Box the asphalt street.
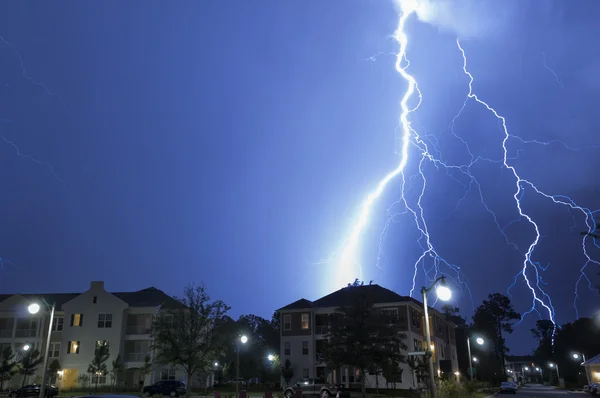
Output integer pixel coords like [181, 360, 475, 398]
[493, 384, 580, 397]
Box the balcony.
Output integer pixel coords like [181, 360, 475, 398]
[314, 325, 329, 335]
[125, 352, 149, 362]
[126, 325, 151, 335]
[15, 329, 36, 338]
[0, 329, 12, 338]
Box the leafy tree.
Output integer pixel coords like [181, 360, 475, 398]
[77, 373, 90, 389]
[281, 359, 294, 386]
[152, 284, 230, 391]
[0, 346, 15, 390]
[472, 293, 520, 379]
[110, 354, 124, 388]
[47, 359, 61, 384]
[323, 291, 407, 398]
[87, 343, 110, 391]
[18, 349, 44, 388]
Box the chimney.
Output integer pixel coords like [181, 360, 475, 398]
[90, 281, 105, 290]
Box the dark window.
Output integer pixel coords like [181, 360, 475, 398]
[52, 317, 63, 332]
[284, 342, 290, 356]
[93, 296, 97, 304]
[98, 314, 113, 328]
[302, 341, 309, 355]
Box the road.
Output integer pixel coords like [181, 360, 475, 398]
[493, 384, 578, 397]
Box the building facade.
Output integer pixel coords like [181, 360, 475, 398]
[277, 284, 459, 390]
[0, 281, 189, 390]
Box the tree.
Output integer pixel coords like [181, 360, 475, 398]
[323, 290, 407, 398]
[47, 359, 61, 385]
[18, 349, 43, 388]
[140, 355, 152, 385]
[152, 284, 230, 391]
[281, 359, 294, 386]
[472, 293, 520, 379]
[110, 354, 124, 389]
[87, 343, 110, 391]
[0, 346, 15, 390]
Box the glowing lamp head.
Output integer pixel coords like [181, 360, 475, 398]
[472, 357, 478, 362]
[28, 303, 40, 314]
[573, 354, 579, 359]
[436, 284, 451, 302]
[267, 354, 274, 361]
[214, 362, 219, 367]
[240, 335, 248, 344]
[524, 367, 529, 371]
[549, 363, 555, 368]
[22, 344, 30, 351]
[476, 337, 484, 345]
[536, 367, 540, 372]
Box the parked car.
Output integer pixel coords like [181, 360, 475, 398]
[9, 385, 59, 398]
[283, 379, 345, 398]
[142, 380, 187, 397]
[498, 381, 517, 394]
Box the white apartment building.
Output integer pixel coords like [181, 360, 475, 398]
[277, 284, 459, 390]
[0, 281, 189, 390]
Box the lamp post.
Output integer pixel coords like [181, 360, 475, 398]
[28, 300, 55, 398]
[236, 335, 248, 398]
[467, 337, 484, 382]
[421, 276, 451, 398]
[267, 354, 275, 362]
[573, 353, 586, 363]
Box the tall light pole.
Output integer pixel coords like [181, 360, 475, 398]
[572, 353, 586, 363]
[467, 337, 484, 382]
[28, 300, 55, 398]
[236, 335, 248, 398]
[421, 276, 451, 398]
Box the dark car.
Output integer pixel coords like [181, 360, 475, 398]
[9, 385, 59, 398]
[499, 382, 517, 394]
[142, 380, 187, 397]
[283, 379, 346, 398]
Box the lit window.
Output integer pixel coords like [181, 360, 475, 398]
[97, 314, 113, 328]
[67, 341, 80, 354]
[301, 313, 309, 330]
[71, 314, 83, 327]
[283, 314, 291, 331]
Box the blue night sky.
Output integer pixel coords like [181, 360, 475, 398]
[0, 0, 599, 353]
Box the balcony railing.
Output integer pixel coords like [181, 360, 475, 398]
[0, 329, 13, 338]
[126, 326, 151, 335]
[314, 325, 329, 335]
[125, 352, 149, 362]
[15, 329, 36, 338]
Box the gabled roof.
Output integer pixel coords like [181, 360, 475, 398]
[277, 284, 413, 311]
[583, 353, 600, 366]
[0, 287, 184, 311]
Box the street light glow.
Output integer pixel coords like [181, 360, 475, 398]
[268, 354, 274, 361]
[436, 285, 451, 301]
[240, 335, 248, 344]
[28, 303, 40, 314]
[549, 363, 555, 368]
[472, 357, 478, 362]
[475, 337, 484, 345]
[214, 362, 219, 367]
[23, 344, 30, 351]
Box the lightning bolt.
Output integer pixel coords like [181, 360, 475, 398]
[334, 2, 599, 329]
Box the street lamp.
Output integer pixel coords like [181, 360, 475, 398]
[421, 276, 451, 398]
[236, 335, 248, 398]
[267, 354, 275, 362]
[28, 300, 55, 398]
[22, 344, 30, 351]
[472, 357, 478, 363]
[467, 336, 484, 382]
[573, 353, 586, 363]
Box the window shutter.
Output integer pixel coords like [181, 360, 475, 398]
[76, 341, 80, 354]
[70, 314, 74, 326]
[80, 314, 84, 326]
[67, 341, 71, 354]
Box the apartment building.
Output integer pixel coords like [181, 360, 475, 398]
[277, 284, 459, 390]
[0, 281, 187, 389]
